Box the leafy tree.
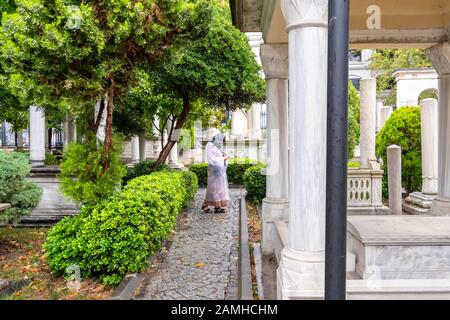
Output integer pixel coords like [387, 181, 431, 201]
[0, 0, 27, 142]
[148, 3, 265, 167]
[0, 0, 212, 170]
[376, 106, 422, 196]
[370, 49, 432, 105]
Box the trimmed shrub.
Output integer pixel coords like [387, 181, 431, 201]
[0, 151, 42, 223]
[243, 164, 267, 205]
[227, 158, 261, 185]
[123, 160, 170, 185]
[189, 158, 262, 187]
[376, 106, 422, 196]
[189, 163, 208, 186]
[179, 170, 198, 207]
[44, 170, 197, 285]
[59, 140, 126, 206]
[44, 152, 60, 166]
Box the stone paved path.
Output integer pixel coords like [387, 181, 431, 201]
[135, 188, 241, 300]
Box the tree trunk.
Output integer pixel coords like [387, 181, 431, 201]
[102, 79, 114, 171]
[153, 95, 191, 167]
[48, 128, 53, 151]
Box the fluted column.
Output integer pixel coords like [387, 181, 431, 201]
[379, 106, 393, 130]
[138, 131, 147, 162]
[167, 118, 184, 169]
[427, 44, 450, 215]
[260, 44, 289, 255]
[403, 99, 439, 215]
[420, 99, 439, 195]
[360, 79, 377, 169]
[231, 110, 248, 139]
[131, 135, 139, 164]
[278, 0, 328, 299]
[29, 106, 46, 167]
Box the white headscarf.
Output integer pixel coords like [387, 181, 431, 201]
[211, 133, 225, 152]
[206, 134, 226, 167]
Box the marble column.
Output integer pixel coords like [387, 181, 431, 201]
[260, 44, 289, 255]
[63, 116, 77, 151]
[131, 135, 139, 164]
[167, 118, 184, 169]
[68, 119, 77, 143]
[379, 106, 393, 131]
[427, 44, 450, 216]
[138, 132, 147, 162]
[248, 104, 262, 140]
[376, 101, 383, 133]
[278, 0, 328, 299]
[152, 117, 162, 159]
[360, 78, 377, 169]
[29, 106, 46, 167]
[420, 99, 439, 195]
[403, 99, 439, 214]
[231, 110, 248, 139]
[388, 145, 402, 215]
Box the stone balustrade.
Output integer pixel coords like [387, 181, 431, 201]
[347, 167, 389, 215]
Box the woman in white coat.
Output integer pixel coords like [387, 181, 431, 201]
[202, 134, 230, 213]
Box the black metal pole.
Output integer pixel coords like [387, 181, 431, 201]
[325, 0, 350, 300]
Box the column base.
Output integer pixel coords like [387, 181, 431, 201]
[431, 197, 450, 216]
[261, 198, 288, 255]
[169, 161, 185, 170]
[31, 160, 45, 168]
[276, 247, 324, 300]
[403, 192, 437, 215]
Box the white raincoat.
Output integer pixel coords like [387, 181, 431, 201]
[204, 135, 230, 207]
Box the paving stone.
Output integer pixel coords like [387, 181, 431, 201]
[138, 188, 241, 300]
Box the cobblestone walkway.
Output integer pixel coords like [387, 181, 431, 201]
[135, 188, 241, 300]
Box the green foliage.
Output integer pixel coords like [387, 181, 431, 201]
[179, 170, 198, 208]
[44, 171, 196, 285]
[348, 81, 360, 160]
[0, 0, 16, 15]
[0, 151, 42, 222]
[123, 160, 170, 185]
[227, 158, 261, 185]
[149, 3, 265, 111]
[0, 0, 212, 111]
[44, 153, 60, 166]
[243, 164, 266, 206]
[189, 158, 261, 187]
[348, 161, 361, 169]
[376, 106, 422, 196]
[59, 140, 126, 206]
[189, 163, 208, 187]
[370, 49, 432, 105]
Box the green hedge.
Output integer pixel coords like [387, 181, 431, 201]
[243, 164, 266, 205]
[123, 160, 170, 185]
[0, 151, 42, 223]
[227, 158, 261, 185]
[189, 158, 262, 186]
[376, 106, 422, 197]
[189, 163, 208, 186]
[44, 170, 197, 285]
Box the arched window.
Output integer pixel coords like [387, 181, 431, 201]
[418, 88, 439, 102]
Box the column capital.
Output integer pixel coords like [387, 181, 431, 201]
[280, 0, 328, 32]
[260, 44, 288, 80]
[427, 42, 450, 77]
